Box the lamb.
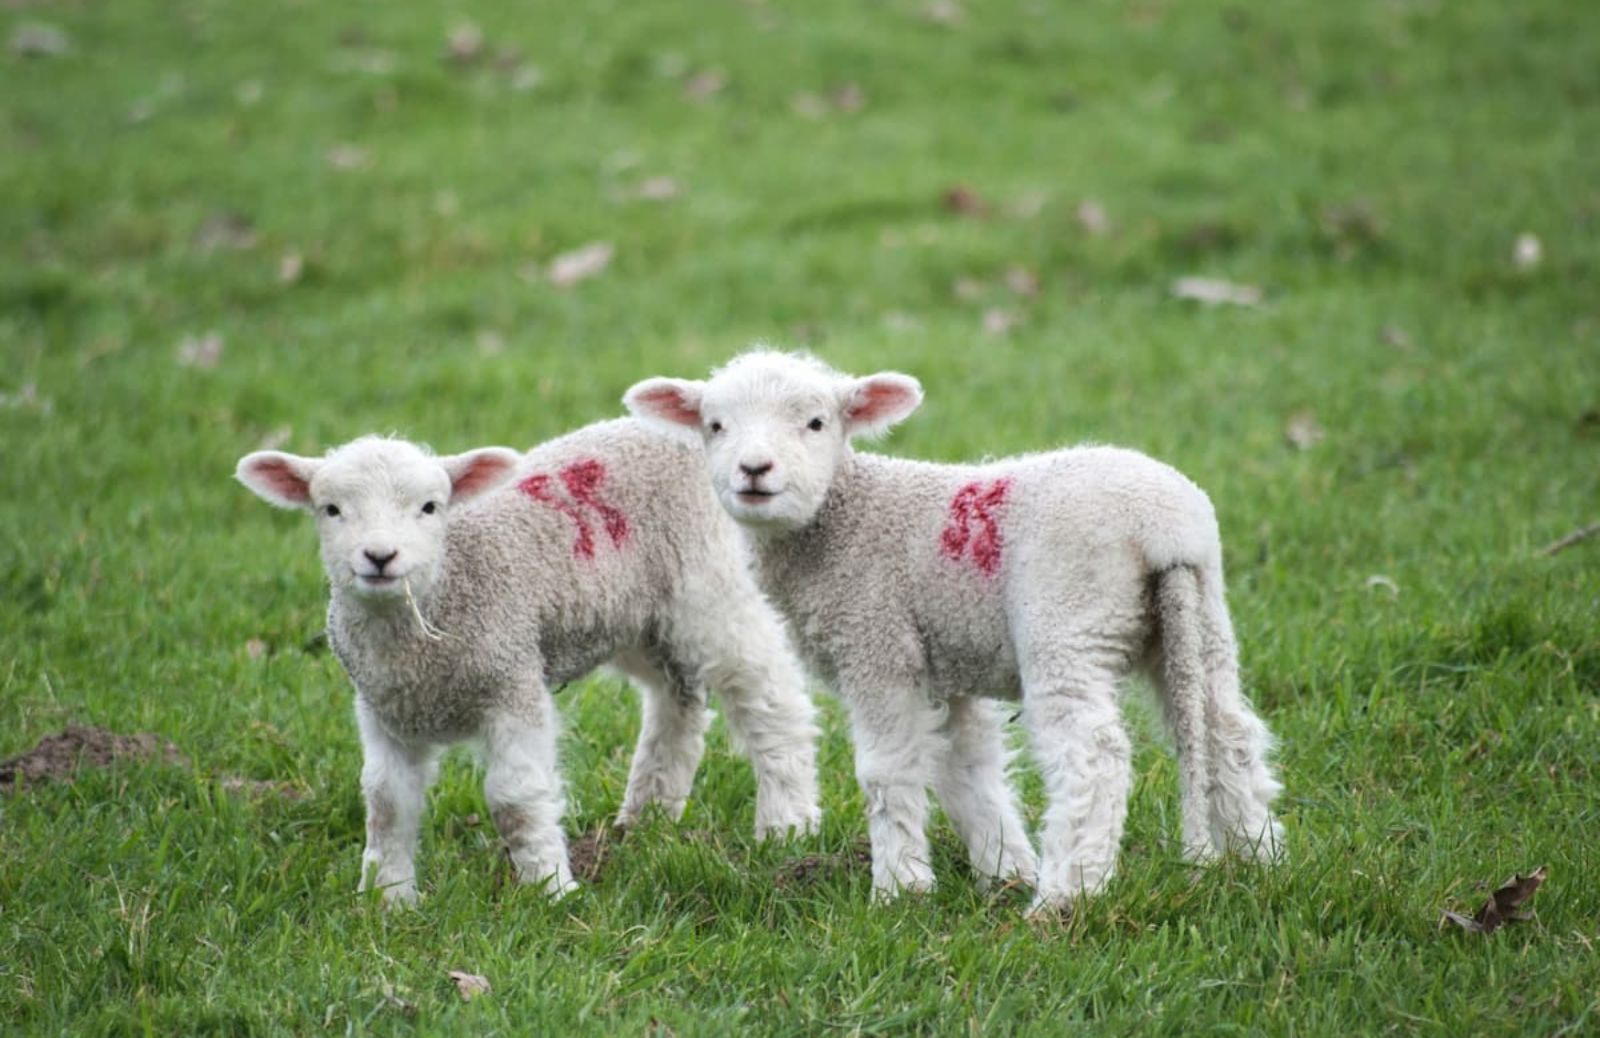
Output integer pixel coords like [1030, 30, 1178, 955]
[235, 419, 822, 904]
[625, 350, 1284, 914]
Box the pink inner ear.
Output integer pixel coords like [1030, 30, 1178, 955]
[451, 454, 517, 500]
[245, 458, 311, 505]
[847, 378, 919, 426]
[631, 383, 702, 428]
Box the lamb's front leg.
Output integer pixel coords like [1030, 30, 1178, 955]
[679, 602, 822, 840]
[355, 699, 437, 905]
[848, 686, 944, 900]
[933, 696, 1039, 889]
[482, 688, 577, 897]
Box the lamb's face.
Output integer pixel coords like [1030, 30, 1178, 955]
[308, 441, 455, 599]
[237, 437, 521, 603]
[625, 350, 924, 533]
[696, 365, 851, 529]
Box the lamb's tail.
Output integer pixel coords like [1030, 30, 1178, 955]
[1154, 563, 1284, 863]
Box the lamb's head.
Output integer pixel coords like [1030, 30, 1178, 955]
[625, 349, 922, 530]
[236, 437, 520, 601]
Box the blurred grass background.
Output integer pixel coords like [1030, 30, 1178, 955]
[2, 0, 1597, 1033]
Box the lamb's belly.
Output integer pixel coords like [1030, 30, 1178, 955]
[361, 679, 490, 744]
[926, 637, 1020, 700]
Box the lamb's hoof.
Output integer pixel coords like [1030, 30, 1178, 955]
[872, 871, 936, 903]
[755, 806, 823, 842]
[1024, 893, 1075, 923]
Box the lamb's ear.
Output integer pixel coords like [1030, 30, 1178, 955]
[623, 377, 706, 430]
[236, 451, 320, 510]
[439, 448, 521, 504]
[841, 372, 923, 438]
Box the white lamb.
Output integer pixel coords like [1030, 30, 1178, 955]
[625, 351, 1284, 914]
[236, 420, 822, 903]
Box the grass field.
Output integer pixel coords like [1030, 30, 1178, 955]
[3, 0, 1598, 1033]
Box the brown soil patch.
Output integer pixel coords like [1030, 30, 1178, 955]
[774, 842, 872, 890]
[0, 724, 187, 789]
[567, 825, 618, 883]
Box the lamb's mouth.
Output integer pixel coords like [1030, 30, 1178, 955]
[356, 573, 401, 590]
[735, 488, 778, 504]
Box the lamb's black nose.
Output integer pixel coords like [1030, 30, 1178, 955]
[364, 549, 398, 573]
[740, 461, 774, 478]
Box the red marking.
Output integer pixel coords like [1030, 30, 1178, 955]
[560, 459, 629, 548]
[516, 459, 629, 560]
[940, 478, 1012, 576]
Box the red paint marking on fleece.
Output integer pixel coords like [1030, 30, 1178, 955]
[518, 473, 597, 559]
[516, 459, 630, 560]
[939, 478, 1012, 576]
[560, 459, 629, 548]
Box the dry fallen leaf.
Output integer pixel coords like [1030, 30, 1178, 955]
[1442, 866, 1547, 934]
[547, 242, 614, 287]
[922, 1, 966, 25]
[278, 252, 305, 285]
[0, 382, 53, 415]
[256, 425, 293, 450]
[326, 144, 370, 171]
[245, 639, 268, 660]
[952, 277, 984, 302]
[448, 971, 491, 1001]
[1380, 324, 1411, 348]
[790, 92, 828, 119]
[176, 332, 225, 370]
[9, 23, 71, 57]
[235, 80, 264, 106]
[1513, 232, 1542, 270]
[983, 308, 1021, 336]
[1004, 266, 1040, 297]
[683, 70, 726, 100]
[1171, 276, 1263, 307]
[1075, 200, 1111, 236]
[943, 185, 989, 218]
[446, 22, 485, 63]
[632, 176, 681, 201]
[1284, 411, 1324, 451]
[832, 83, 866, 113]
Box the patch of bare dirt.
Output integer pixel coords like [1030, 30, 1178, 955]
[567, 825, 618, 883]
[0, 725, 187, 789]
[773, 842, 871, 890]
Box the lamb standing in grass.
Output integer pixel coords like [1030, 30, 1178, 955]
[626, 351, 1284, 913]
[236, 420, 821, 903]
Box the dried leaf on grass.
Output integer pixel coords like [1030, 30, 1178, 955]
[943, 184, 989, 218]
[219, 776, 306, 801]
[1172, 276, 1263, 307]
[1284, 411, 1324, 451]
[1075, 200, 1111, 237]
[1512, 233, 1542, 271]
[1, 725, 187, 789]
[193, 211, 258, 254]
[547, 242, 614, 287]
[445, 22, 485, 64]
[326, 144, 370, 171]
[683, 70, 726, 100]
[447, 971, 491, 1001]
[1442, 866, 1547, 934]
[983, 308, 1021, 337]
[10, 23, 71, 57]
[176, 332, 225, 369]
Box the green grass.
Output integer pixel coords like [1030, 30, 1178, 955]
[3, 0, 1598, 1032]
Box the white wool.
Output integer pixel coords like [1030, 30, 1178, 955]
[627, 352, 1284, 914]
[237, 419, 821, 904]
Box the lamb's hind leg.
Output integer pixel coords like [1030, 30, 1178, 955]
[1021, 651, 1132, 916]
[611, 650, 710, 828]
[932, 696, 1038, 889]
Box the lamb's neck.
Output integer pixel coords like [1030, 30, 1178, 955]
[749, 450, 874, 578]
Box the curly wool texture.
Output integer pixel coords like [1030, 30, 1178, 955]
[238, 419, 821, 904]
[626, 351, 1285, 913]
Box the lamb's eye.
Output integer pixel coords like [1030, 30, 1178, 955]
[421, 501, 438, 516]
[708, 420, 724, 435]
[323, 504, 341, 518]
[807, 417, 825, 432]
